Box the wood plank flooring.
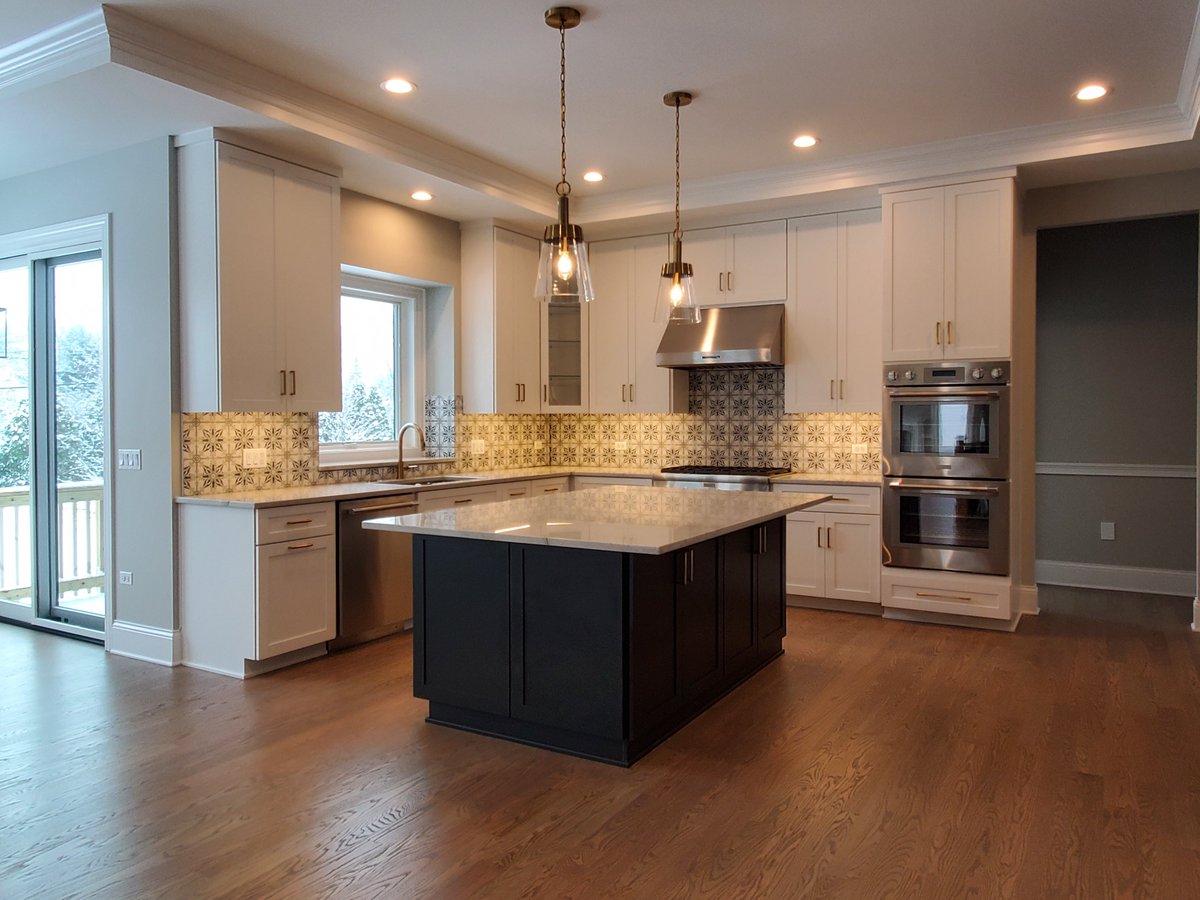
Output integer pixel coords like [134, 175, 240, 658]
[2, 587, 1198, 899]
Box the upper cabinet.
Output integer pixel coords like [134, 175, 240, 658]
[882, 177, 1015, 362]
[786, 208, 882, 414]
[178, 138, 342, 413]
[588, 235, 687, 414]
[685, 219, 788, 306]
[461, 225, 542, 414]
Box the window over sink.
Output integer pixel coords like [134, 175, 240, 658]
[318, 269, 426, 468]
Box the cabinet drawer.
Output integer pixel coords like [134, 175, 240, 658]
[882, 570, 1010, 620]
[418, 484, 501, 512]
[256, 502, 334, 544]
[499, 482, 532, 501]
[530, 476, 570, 495]
[774, 483, 879, 514]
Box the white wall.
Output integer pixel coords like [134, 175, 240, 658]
[0, 138, 176, 633]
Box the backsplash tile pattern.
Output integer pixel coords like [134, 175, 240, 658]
[181, 371, 880, 495]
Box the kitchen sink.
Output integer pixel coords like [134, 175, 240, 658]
[377, 475, 481, 488]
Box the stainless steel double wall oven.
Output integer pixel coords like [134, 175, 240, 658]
[882, 361, 1010, 576]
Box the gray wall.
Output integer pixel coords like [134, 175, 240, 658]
[1035, 214, 1197, 570]
[0, 139, 176, 631]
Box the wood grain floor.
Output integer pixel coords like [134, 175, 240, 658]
[2, 587, 1198, 899]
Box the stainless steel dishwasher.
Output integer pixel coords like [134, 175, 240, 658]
[329, 494, 418, 650]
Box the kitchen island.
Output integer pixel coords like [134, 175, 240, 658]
[365, 485, 829, 765]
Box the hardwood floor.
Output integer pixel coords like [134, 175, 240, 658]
[2, 589, 1198, 899]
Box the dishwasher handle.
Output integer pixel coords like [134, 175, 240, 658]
[344, 500, 419, 515]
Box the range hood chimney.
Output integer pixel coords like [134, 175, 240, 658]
[655, 303, 784, 369]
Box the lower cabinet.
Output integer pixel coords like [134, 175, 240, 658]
[179, 500, 337, 678]
[881, 568, 1013, 622]
[417, 483, 501, 511]
[774, 484, 881, 608]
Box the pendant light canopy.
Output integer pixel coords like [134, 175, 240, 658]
[656, 91, 700, 324]
[534, 7, 595, 304]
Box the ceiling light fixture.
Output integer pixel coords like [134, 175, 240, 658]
[381, 78, 416, 94]
[583, 170, 604, 183]
[534, 7, 594, 304]
[411, 190, 433, 201]
[792, 134, 819, 148]
[656, 91, 700, 324]
[1075, 84, 1108, 101]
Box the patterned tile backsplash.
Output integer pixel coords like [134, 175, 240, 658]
[181, 369, 880, 495]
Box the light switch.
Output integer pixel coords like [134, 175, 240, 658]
[1100, 521, 1116, 541]
[117, 449, 141, 470]
[615, 440, 628, 451]
[242, 448, 269, 468]
[470, 439, 486, 454]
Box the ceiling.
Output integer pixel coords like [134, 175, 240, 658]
[3, 0, 1200, 232]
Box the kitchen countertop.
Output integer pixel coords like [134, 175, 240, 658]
[175, 465, 880, 508]
[363, 484, 830, 554]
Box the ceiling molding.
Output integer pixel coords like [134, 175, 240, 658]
[0, 8, 109, 98]
[577, 103, 1196, 224]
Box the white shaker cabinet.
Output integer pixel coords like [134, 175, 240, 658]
[786, 209, 881, 413]
[775, 484, 881, 607]
[882, 176, 1014, 362]
[587, 235, 686, 413]
[177, 138, 341, 413]
[686, 219, 788, 306]
[461, 225, 543, 413]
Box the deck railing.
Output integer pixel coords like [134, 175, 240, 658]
[0, 481, 104, 604]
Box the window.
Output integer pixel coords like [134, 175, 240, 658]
[318, 271, 425, 467]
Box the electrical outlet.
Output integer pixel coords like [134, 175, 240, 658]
[242, 448, 269, 468]
[1100, 521, 1116, 541]
[117, 449, 141, 470]
[534, 440, 545, 450]
[851, 443, 868, 454]
[118, 571, 133, 585]
[615, 440, 628, 451]
[470, 439, 486, 454]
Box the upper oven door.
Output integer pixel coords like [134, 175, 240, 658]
[883, 384, 1009, 478]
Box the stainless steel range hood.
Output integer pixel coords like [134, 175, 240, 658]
[655, 304, 784, 368]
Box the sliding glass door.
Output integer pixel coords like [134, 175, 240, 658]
[0, 247, 106, 633]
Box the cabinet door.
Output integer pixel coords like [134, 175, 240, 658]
[755, 518, 786, 645]
[631, 234, 681, 413]
[277, 164, 342, 412]
[727, 220, 788, 304]
[684, 225, 728, 305]
[943, 179, 1013, 360]
[786, 214, 839, 413]
[883, 187, 945, 362]
[721, 525, 757, 678]
[495, 229, 542, 413]
[838, 208, 883, 412]
[823, 513, 881, 604]
[676, 540, 721, 699]
[587, 238, 633, 413]
[214, 144, 284, 412]
[784, 511, 825, 597]
[256, 534, 336, 659]
[542, 300, 589, 412]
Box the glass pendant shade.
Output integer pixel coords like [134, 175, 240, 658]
[535, 201, 594, 303]
[656, 260, 700, 323]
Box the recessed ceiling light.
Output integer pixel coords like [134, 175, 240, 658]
[381, 78, 416, 94]
[411, 190, 433, 202]
[792, 134, 819, 149]
[582, 170, 604, 183]
[1075, 84, 1108, 101]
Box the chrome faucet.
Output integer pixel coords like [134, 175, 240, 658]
[397, 422, 426, 476]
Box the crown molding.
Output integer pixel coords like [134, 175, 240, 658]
[0, 8, 109, 97]
[1178, 0, 1200, 130]
[577, 103, 1195, 223]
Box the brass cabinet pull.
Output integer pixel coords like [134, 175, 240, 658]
[827, 497, 851, 502]
[936, 321, 942, 346]
[453, 498, 473, 505]
[916, 591, 973, 603]
[727, 271, 734, 292]
[826, 526, 832, 549]
[718, 271, 725, 292]
[285, 518, 313, 525]
[286, 542, 314, 551]
[516, 383, 522, 402]
[839, 379, 845, 400]
[628, 383, 634, 403]
[946, 320, 953, 344]
[759, 525, 767, 554]
[543, 487, 559, 493]
[829, 379, 835, 400]
[280, 369, 287, 396]
[622, 383, 627, 402]
[289, 370, 296, 396]
[817, 526, 822, 549]
[543, 384, 548, 403]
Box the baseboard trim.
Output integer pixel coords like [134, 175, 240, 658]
[1014, 584, 1040, 615]
[882, 607, 1022, 632]
[108, 620, 181, 666]
[1035, 560, 1197, 597]
[786, 594, 882, 616]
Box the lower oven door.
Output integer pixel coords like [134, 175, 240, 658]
[883, 478, 1009, 576]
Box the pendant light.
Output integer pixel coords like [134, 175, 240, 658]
[656, 91, 700, 324]
[534, 7, 595, 304]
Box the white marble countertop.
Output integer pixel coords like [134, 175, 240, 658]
[363, 485, 830, 554]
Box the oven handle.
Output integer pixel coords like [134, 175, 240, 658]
[887, 479, 1000, 496]
[887, 389, 1001, 399]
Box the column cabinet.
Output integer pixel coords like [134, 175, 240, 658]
[882, 176, 1015, 362]
[587, 235, 687, 413]
[461, 225, 543, 413]
[177, 138, 342, 413]
[685, 219, 788, 306]
[785, 209, 882, 414]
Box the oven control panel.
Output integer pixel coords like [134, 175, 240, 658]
[883, 360, 1009, 387]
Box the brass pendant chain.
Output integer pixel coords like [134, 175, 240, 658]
[673, 97, 682, 244]
[558, 23, 570, 197]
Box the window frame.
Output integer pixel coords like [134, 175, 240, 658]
[317, 270, 426, 469]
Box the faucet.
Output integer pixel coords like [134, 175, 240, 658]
[397, 422, 426, 476]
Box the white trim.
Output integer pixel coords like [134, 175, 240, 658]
[1177, 0, 1200, 130]
[1014, 584, 1040, 616]
[108, 620, 181, 666]
[0, 9, 109, 99]
[1193, 598, 1199, 632]
[1036, 560, 1198, 597]
[0, 215, 107, 259]
[1035, 462, 1197, 478]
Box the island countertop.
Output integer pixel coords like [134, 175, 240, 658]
[363, 485, 829, 554]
